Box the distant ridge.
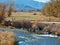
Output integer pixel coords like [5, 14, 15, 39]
[0, 0, 45, 11]
[14, 0, 45, 11]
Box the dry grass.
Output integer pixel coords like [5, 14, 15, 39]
[5, 12, 60, 22]
[0, 31, 15, 45]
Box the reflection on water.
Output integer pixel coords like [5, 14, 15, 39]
[0, 28, 60, 45]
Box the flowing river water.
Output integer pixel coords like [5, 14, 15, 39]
[0, 28, 60, 45]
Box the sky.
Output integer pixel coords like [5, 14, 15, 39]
[0, 0, 50, 3]
[34, 0, 50, 3]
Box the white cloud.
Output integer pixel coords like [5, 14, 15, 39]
[34, 0, 50, 3]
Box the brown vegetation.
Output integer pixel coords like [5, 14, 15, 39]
[11, 20, 46, 32]
[0, 3, 5, 22]
[33, 13, 37, 15]
[42, 0, 60, 17]
[0, 2, 12, 23]
[5, 12, 60, 22]
[3, 19, 60, 36]
[44, 23, 60, 36]
[0, 31, 15, 45]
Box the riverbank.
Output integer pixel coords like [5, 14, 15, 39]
[0, 28, 59, 37]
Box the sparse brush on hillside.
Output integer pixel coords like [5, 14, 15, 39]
[0, 31, 15, 45]
[42, 0, 60, 17]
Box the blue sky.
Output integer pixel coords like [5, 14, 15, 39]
[34, 0, 50, 3]
[0, 0, 50, 3]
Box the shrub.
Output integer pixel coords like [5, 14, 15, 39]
[42, 0, 60, 17]
[0, 31, 15, 45]
[33, 13, 37, 15]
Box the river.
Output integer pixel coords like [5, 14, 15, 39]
[0, 28, 60, 45]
